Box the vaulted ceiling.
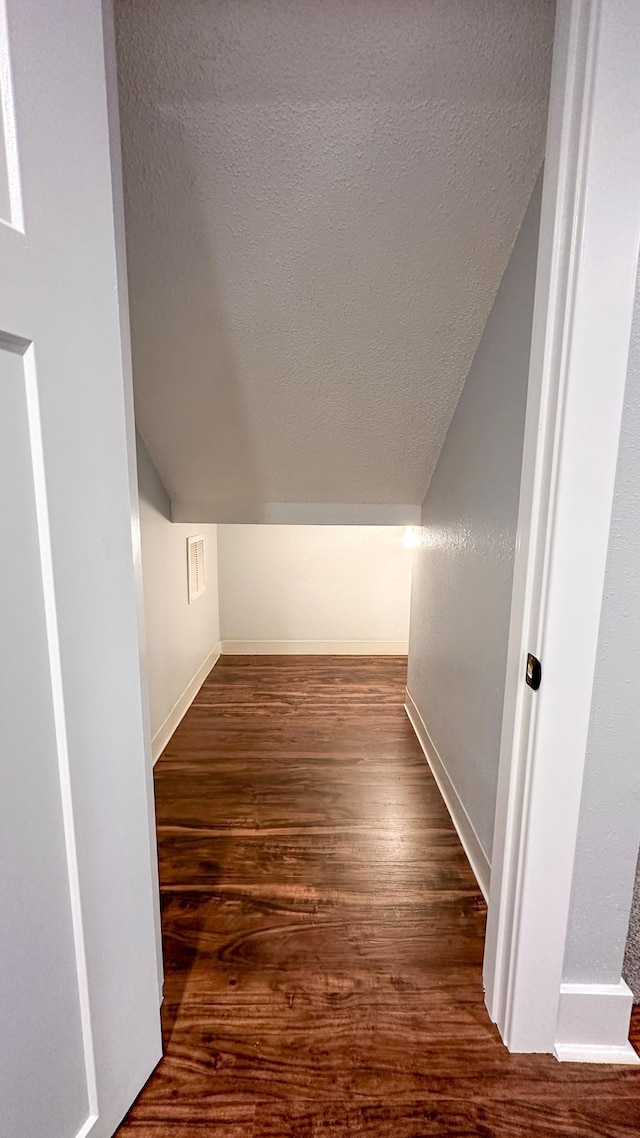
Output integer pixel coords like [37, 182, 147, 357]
[116, 0, 554, 523]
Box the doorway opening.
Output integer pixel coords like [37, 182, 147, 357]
[116, 0, 640, 1090]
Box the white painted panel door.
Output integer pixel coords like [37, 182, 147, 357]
[0, 2, 162, 1136]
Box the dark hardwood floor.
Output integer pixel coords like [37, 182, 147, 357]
[117, 656, 640, 1137]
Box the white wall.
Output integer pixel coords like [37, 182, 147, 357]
[137, 434, 220, 755]
[563, 258, 640, 988]
[406, 175, 542, 867]
[217, 525, 412, 652]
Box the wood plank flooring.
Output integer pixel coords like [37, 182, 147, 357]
[116, 656, 640, 1137]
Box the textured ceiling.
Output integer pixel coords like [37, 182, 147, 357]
[116, 0, 554, 523]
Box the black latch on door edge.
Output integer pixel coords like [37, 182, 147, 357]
[526, 653, 542, 691]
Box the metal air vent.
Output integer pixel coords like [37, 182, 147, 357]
[187, 535, 206, 603]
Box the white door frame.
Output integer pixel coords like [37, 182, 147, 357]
[102, 0, 164, 997]
[484, 0, 640, 1060]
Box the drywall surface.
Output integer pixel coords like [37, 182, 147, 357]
[406, 176, 542, 862]
[217, 525, 412, 648]
[115, 0, 553, 521]
[563, 263, 640, 987]
[137, 434, 220, 744]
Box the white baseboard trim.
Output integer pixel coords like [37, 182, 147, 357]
[554, 980, 639, 1064]
[151, 643, 221, 763]
[404, 689, 491, 902]
[219, 639, 408, 655]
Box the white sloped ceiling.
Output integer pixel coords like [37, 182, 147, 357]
[116, 0, 554, 523]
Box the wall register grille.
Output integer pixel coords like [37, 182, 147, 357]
[187, 535, 206, 603]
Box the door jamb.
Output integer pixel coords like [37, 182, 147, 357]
[101, 0, 164, 1002]
[484, 0, 640, 1055]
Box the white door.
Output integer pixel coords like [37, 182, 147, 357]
[0, 2, 162, 1136]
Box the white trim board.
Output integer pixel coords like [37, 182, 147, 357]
[220, 640, 408, 656]
[404, 689, 490, 902]
[554, 981, 639, 1065]
[151, 644, 221, 763]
